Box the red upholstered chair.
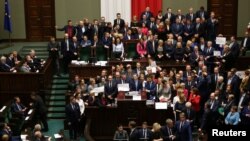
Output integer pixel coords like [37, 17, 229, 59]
[141, 90, 147, 100]
[117, 91, 125, 100]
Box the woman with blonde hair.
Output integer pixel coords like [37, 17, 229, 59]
[175, 94, 187, 121]
[151, 122, 163, 141]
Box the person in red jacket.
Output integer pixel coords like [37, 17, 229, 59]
[188, 87, 201, 126]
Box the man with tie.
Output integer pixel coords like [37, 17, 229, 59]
[61, 33, 73, 74]
[186, 7, 196, 22]
[146, 35, 157, 58]
[11, 97, 27, 118]
[171, 18, 183, 39]
[104, 75, 118, 104]
[71, 36, 80, 60]
[161, 119, 176, 141]
[175, 113, 192, 141]
[139, 122, 152, 140]
[145, 75, 157, 100]
[113, 13, 125, 30]
[184, 102, 195, 130]
[66, 96, 81, 140]
[140, 7, 153, 22]
[130, 74, 142, 92]
[241, 31, 250, 56]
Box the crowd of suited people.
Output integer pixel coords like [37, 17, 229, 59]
[53, 5, 250, 141]
[0, 50, 46, 73]
[1, 5, 250, 141]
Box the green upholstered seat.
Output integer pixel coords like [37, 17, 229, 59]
[79, 47, 91, 61]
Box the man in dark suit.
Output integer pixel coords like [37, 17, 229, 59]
[104, 75, 118, 104]
[220, 45, 234, 71]
[185, 76, 197, 93]
[203, 41, 215, 72]
[102, 32, 112, 59]
[147, 17, 157, 33]
[171, 18, 183, 39]
[241, 31, 250, 56]
[130, 74, 143, 92]
[6, 53, 15, 68]
[175, 9, 185, 21]
[75, 20, 88, 41]
[146, 35, 157, 58]
[113, 13, 125, 30]
[175, 113, 192, 141]
[206, 93, 220, 124]
[56, 20, 76, 39]
[145, 75, 156, 100]
[184, 102, 196, 130]
[0, 56, 16, 72]
[128, 121, 139, 141]
[48, 36, 60, 76]
[210, 67, 221, 92]
[140, 7, 153, 22]
[61, 33, 73, 74]
[163, 8, 175, 24]
[186, 7, 196, 22]
[194, 18, 206, 40]
[196, 6, 209, 20]
[138, 122, 152, 140]
[66, 96, 81, 140]
[30, 92, 48, 132]
[238, 88, 250, 112]
[11, 96, 27, 118]
[206, 12, 219, 41]
[229, 36, 240, 59]
[161, 118, 176, 141]
[183, 19, 194, 42]
[71, 36, 80, 60]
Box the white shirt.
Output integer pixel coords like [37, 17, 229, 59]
[76, 99, 85, 115]
[243, 38, 248, 47]
[113, 43, 124, 56]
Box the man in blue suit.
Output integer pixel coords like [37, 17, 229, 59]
[175, 113, 192, 141]
[145, 75, 156, 100]
[171, 18, 183, 39]
[138, 122, 152, 140]
[104, 75, 118, 104]
[130, 74, 143, 92]
[146, 35, 158, 58]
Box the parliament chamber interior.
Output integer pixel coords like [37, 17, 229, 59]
[1, 0, 250, 141]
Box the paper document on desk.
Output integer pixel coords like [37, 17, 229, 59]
[118, 83, 130, 91]
[54, 133, 62, 138]
[124, 58, 132, 62]
[155, 102, 168, 109]
[133, 95, 141, 101]
[91, 86, 104, 94]
[0, 106, 6, 112]
[28, 109, 33, 115]
[129, 91, 139, 96]
[20, 134, 27, 140]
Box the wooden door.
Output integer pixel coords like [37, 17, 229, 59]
[25, 0, 55, 41]
[208, 0, 238, 38]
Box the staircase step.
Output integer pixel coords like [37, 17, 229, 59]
[22, 48, 48, 51]
[51, 90, 67, 95]
[47, 113, 65, 119]
[49, 95, 65, 101]
[53, 75, 69, 79]
[48, 107, 65, 113]
[48, 101, 66, 107]
[53, 79, 69, 84]
[52, 84, 68, 90]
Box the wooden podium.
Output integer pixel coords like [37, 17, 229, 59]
[117, 91, 147, 100]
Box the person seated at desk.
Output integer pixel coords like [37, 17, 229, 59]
[12, 51, 22, 65]
[6, 53, 15, 68]
[81, 35, 91, 48]
[30, 49, 45, 70]
[11, 96, 27, 118]
[0, 56, 16, 72]
[130, 74, 143, 92]
[104, 75, 118, 104]
[174, 42, 185, 63]
[138, 122, 152, 140]
[145, 75, 157, 100]
[112, 37, 124, 59]
[87, 78, 98, 94]
[20, 61, 32, 73]
[113, 124, 128, 141]
[164, 39, 175, 60]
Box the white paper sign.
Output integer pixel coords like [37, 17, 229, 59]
[133, 95, 142, 101]
[213, 51, 221, 57]
[128, 91, 139, 96]
[155, 102, 168, 109]
[91, 86, 104, 94]
[0, 106, 6, 112]
[25, 116, 30, 121]
[216, 37, 226, 45]
[28, 109, 33, 115]
[54, 133, 62, 138]
[118, 83, 130, 91]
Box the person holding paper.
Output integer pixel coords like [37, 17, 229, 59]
[145, 75, 157, 100]
[11, 96, 27, 118]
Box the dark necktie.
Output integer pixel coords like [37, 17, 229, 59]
[135, 81, 138, 91]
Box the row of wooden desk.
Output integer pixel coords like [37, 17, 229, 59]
[84, 100, 174, 141]
[69, 60, 188, 80]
